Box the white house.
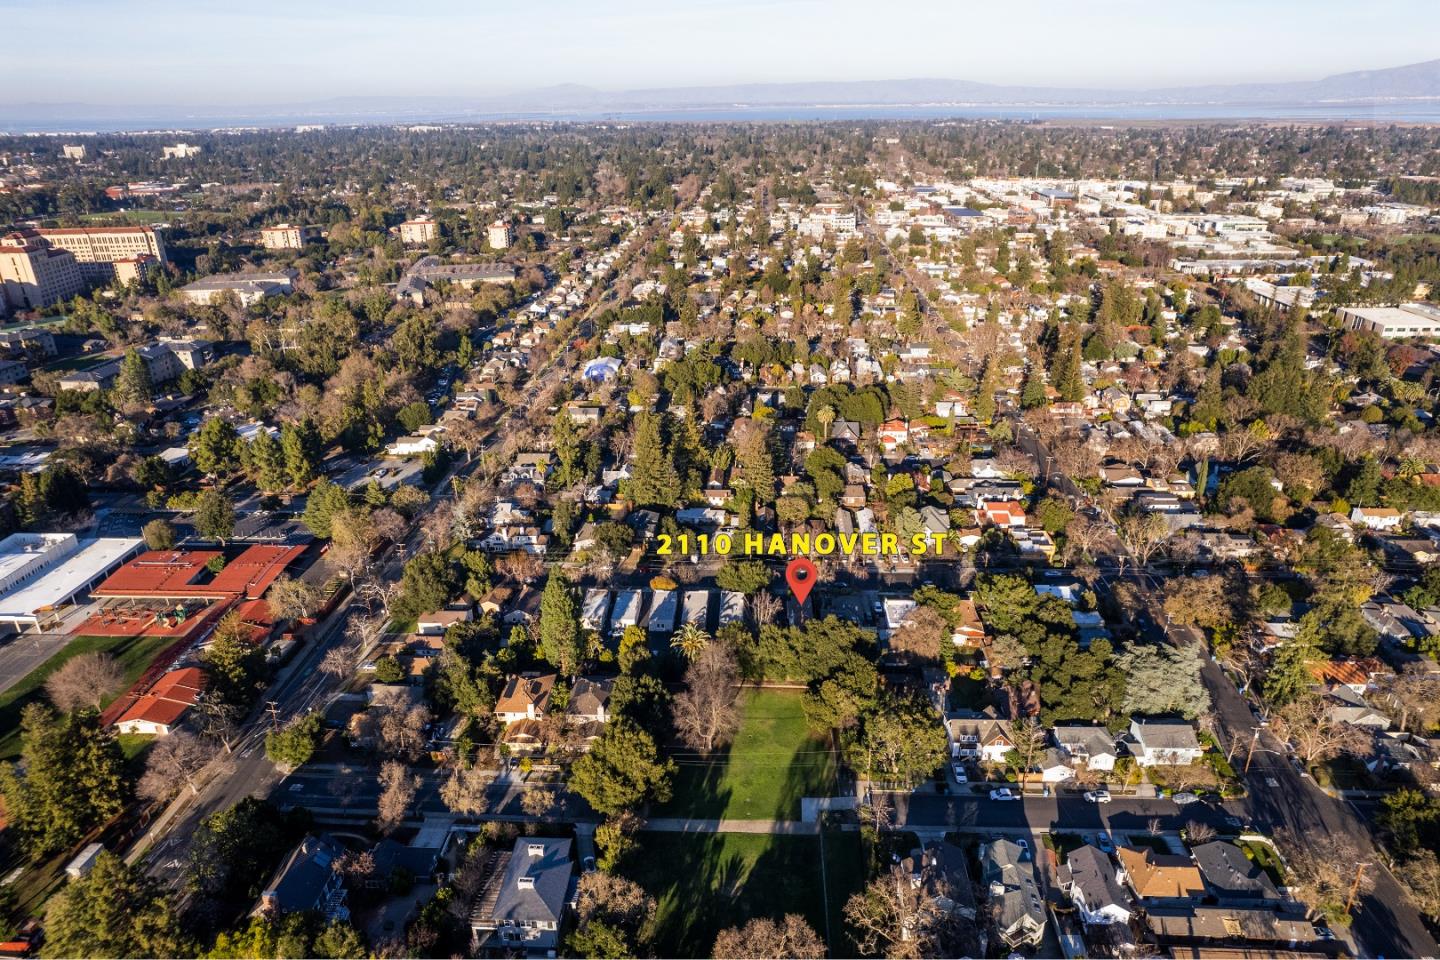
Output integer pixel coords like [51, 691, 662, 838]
[1128, 719, 1204, 767]
[1064, 845, 1134, 926]
[1052, 725, 1119, 772]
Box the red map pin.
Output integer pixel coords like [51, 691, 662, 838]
[785, 556, 817, 607]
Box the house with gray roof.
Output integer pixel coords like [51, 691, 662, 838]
[1128, 718, 1203, 766]
[981, 839, 1046, 950]
[1063, 844, 1133, 926]
[1053, 724, 1119, 771]
[470, 837, 573, 955]
[258, 834, 349, 923]
[1191, 841, 1282, 904]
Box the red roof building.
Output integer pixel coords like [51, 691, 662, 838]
[114, 667, 206, 735]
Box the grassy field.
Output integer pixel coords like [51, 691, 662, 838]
[656, 688, 838, 821]
[621, 830, 864, 957]
[0, 634, 175, 759]
[78, 210, 174, 224]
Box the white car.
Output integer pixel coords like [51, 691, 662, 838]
[1084, 790, 1112, 803]
[1172, 792, 1200, 805]
[951, 764, 968, 783]
[989, 788, 1018, 801]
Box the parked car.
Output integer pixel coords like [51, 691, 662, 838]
[951, 764, 968, 783]
[1096, 832, 1116, 853]
[989, 788, 1018, 801]
[1172, 792, 1201, 806]
[1084, 789, 1112, 803]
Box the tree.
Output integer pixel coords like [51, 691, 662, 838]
[568, 871, 656, 959]
[1115, 642, 1210, 719]
[736, 419, 777, 503]
[246, 428, 287, 493]
[265, 712, 323, 772]
[844, 695, 949, 786]
[540, 571, 583, 674]
[671, 621, 710, 661]
[44, 652, 124, 712]
[138, 730, 214, 800]
[672, 642, 741, 753]
[715, 560, 772, 594]
[189, 417, 241, 477]
[0, 705, 128, 860]
[376, 759, 419, 835]
[203, 612, 265, 706]
[594, 811, 642, 871]
[301, 479, 353, 538]
[1395, 849, 1440, 922]
[889, 605, 947, 665]
[714, 915, 825, 959]
[568, 721, 675, 815]
[1164, 574, 1240, 633]
[266, 575, 322, 623]
[113, 347, 153, 408]
[629, 412, 680, 507]
[193, 488, 236, 543]
[1278, 830, 1373, 926]
[1113, 507, 1171, 568]
[41, 851, 189, 959]
[844, 868, 978, 958]
[141, 518, 178, 552]
[1020, 363, 1047, 409]
[281, 419, 322, 489]
[1271, 694, 1368, 767]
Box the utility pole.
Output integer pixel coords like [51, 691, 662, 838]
[266, 700, 281, 729]
[1243, 726, 1262, 773]
[1345, 862, 1371, 913]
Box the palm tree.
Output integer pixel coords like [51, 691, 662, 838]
[671, 622, 710, 660]
[816, 403, 836, 441]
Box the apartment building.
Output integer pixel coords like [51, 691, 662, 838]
[161, 143, 202, 159]
[57, 339, 213, 392]
[62, 144, 86, 160]
[0, 234, 85, 310]
[260, 223, 321, 250]
[488, 219, 514, 250]
[180, 270, 297, 306]
[399, 215, 439, 246]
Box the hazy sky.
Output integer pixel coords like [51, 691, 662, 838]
[6, 0, 1439, 104]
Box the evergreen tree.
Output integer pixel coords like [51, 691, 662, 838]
[113, 347, 152, 407]
[540, 571, 583, 675]
[189, 418, 241, 477]
[974, 360, 999, 424]
[193, 488, 236, 542]
[0, 705, 128, 861]
[281, 419, 321, 489]
[1020, 364, 1047, 409]
[301, 479, 352, 538]
[1190, 364, 1224, 430]
[42, 851, 189, 958]
[628, 413, 680, 507]
[736, 420, 776, 504]
[246, 429, 286, 493]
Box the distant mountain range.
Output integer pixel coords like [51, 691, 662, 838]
[8, 58, 1440, 131]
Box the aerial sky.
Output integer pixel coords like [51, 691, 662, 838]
[6, 0, 1439, 105]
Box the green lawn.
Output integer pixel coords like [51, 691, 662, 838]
[78, 210, 173, 224]
[0, 634, 176, 759]
[656, 688, 838, 820]
[621, 831, 864, 957]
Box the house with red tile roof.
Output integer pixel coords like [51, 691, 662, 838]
[114, 667, 206, 735]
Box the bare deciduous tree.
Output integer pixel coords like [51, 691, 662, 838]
[713, 915, 825, 959]
[889, 605, 948, 665]
[138, 731, 219, 800]
[1270, 695, 1368, 766]
[750, 590, 781, 628]
[671, 642, 741, 753]
[45, 652, 124, 712]
[266, 575, 323, 622]
[520, 786, 557, 819]
[376, 759, 419, 834]
[441, 763, 494, 814]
